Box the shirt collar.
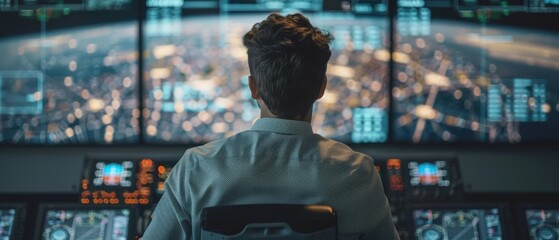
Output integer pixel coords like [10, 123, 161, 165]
[251, 118, 314, 135]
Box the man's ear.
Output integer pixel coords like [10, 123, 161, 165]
[248, 76, 260, 100]
[316, 75, 327, 100]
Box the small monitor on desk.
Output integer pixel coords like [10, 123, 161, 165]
[409, 203, 508, 240]
[35, 204, 136, 240]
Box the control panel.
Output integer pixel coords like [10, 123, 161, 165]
[381, 158, 463, 201]
[377, 157, 465, 239]
[78, 157, 178, 236]
[80, 158, 165, 206]
[405, 159, 462, 200]
[0, 204, 25, 240]
[1, 154, 557, 239]
[154, 162, 174, 200]
[35, 204, 135, 240]
[410, 205, 506, 240]
[521, 206, 559, 240]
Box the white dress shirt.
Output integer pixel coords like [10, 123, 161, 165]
[142, 117, 399, 240]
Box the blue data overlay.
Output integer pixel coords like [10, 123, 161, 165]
[392, 0, 559, 143]
[0, 0, 139, 144]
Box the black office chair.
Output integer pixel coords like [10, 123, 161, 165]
[201, 204, 337, 240]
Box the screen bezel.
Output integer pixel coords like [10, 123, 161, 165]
[406, 202, 512, 240]
[0, 203, 26, 240]
[81, 157, 179, 205]
[33, 203, 137, 240]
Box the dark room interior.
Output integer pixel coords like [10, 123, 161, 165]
[1, 0, 558, 239]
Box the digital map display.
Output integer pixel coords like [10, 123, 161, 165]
[0, 0, 138, 144]
[143, 12, 390, 143]
[392, 0, 559, 143]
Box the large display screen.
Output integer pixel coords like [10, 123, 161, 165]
[0, 0, 139, 144]
[2, 0, 558, 145]
[143, 0, 390, 144]
[392, 0, 559, 143]
[525, 209, 559, 240]
[411, 207, 504, 240]
[39, 207, 131, 240]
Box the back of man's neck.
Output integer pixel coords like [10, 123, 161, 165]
[260, 113, 312, 123]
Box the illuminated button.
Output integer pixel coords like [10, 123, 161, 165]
[423, 229, 441, 240]
[435, 161, 446, 167]
[387, 159, 401, 170]
[410, 177, 420, 186]
[141, 159, 153, 167]
[93, 178, 103, 186]
[537, 226, 557, 240]
[51, 228, 69, 240]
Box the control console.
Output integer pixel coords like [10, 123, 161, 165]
[79, 157, 178, 235]
[376, 157, 464, 239]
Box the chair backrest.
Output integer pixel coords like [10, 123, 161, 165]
[200, 204, 337, 240]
